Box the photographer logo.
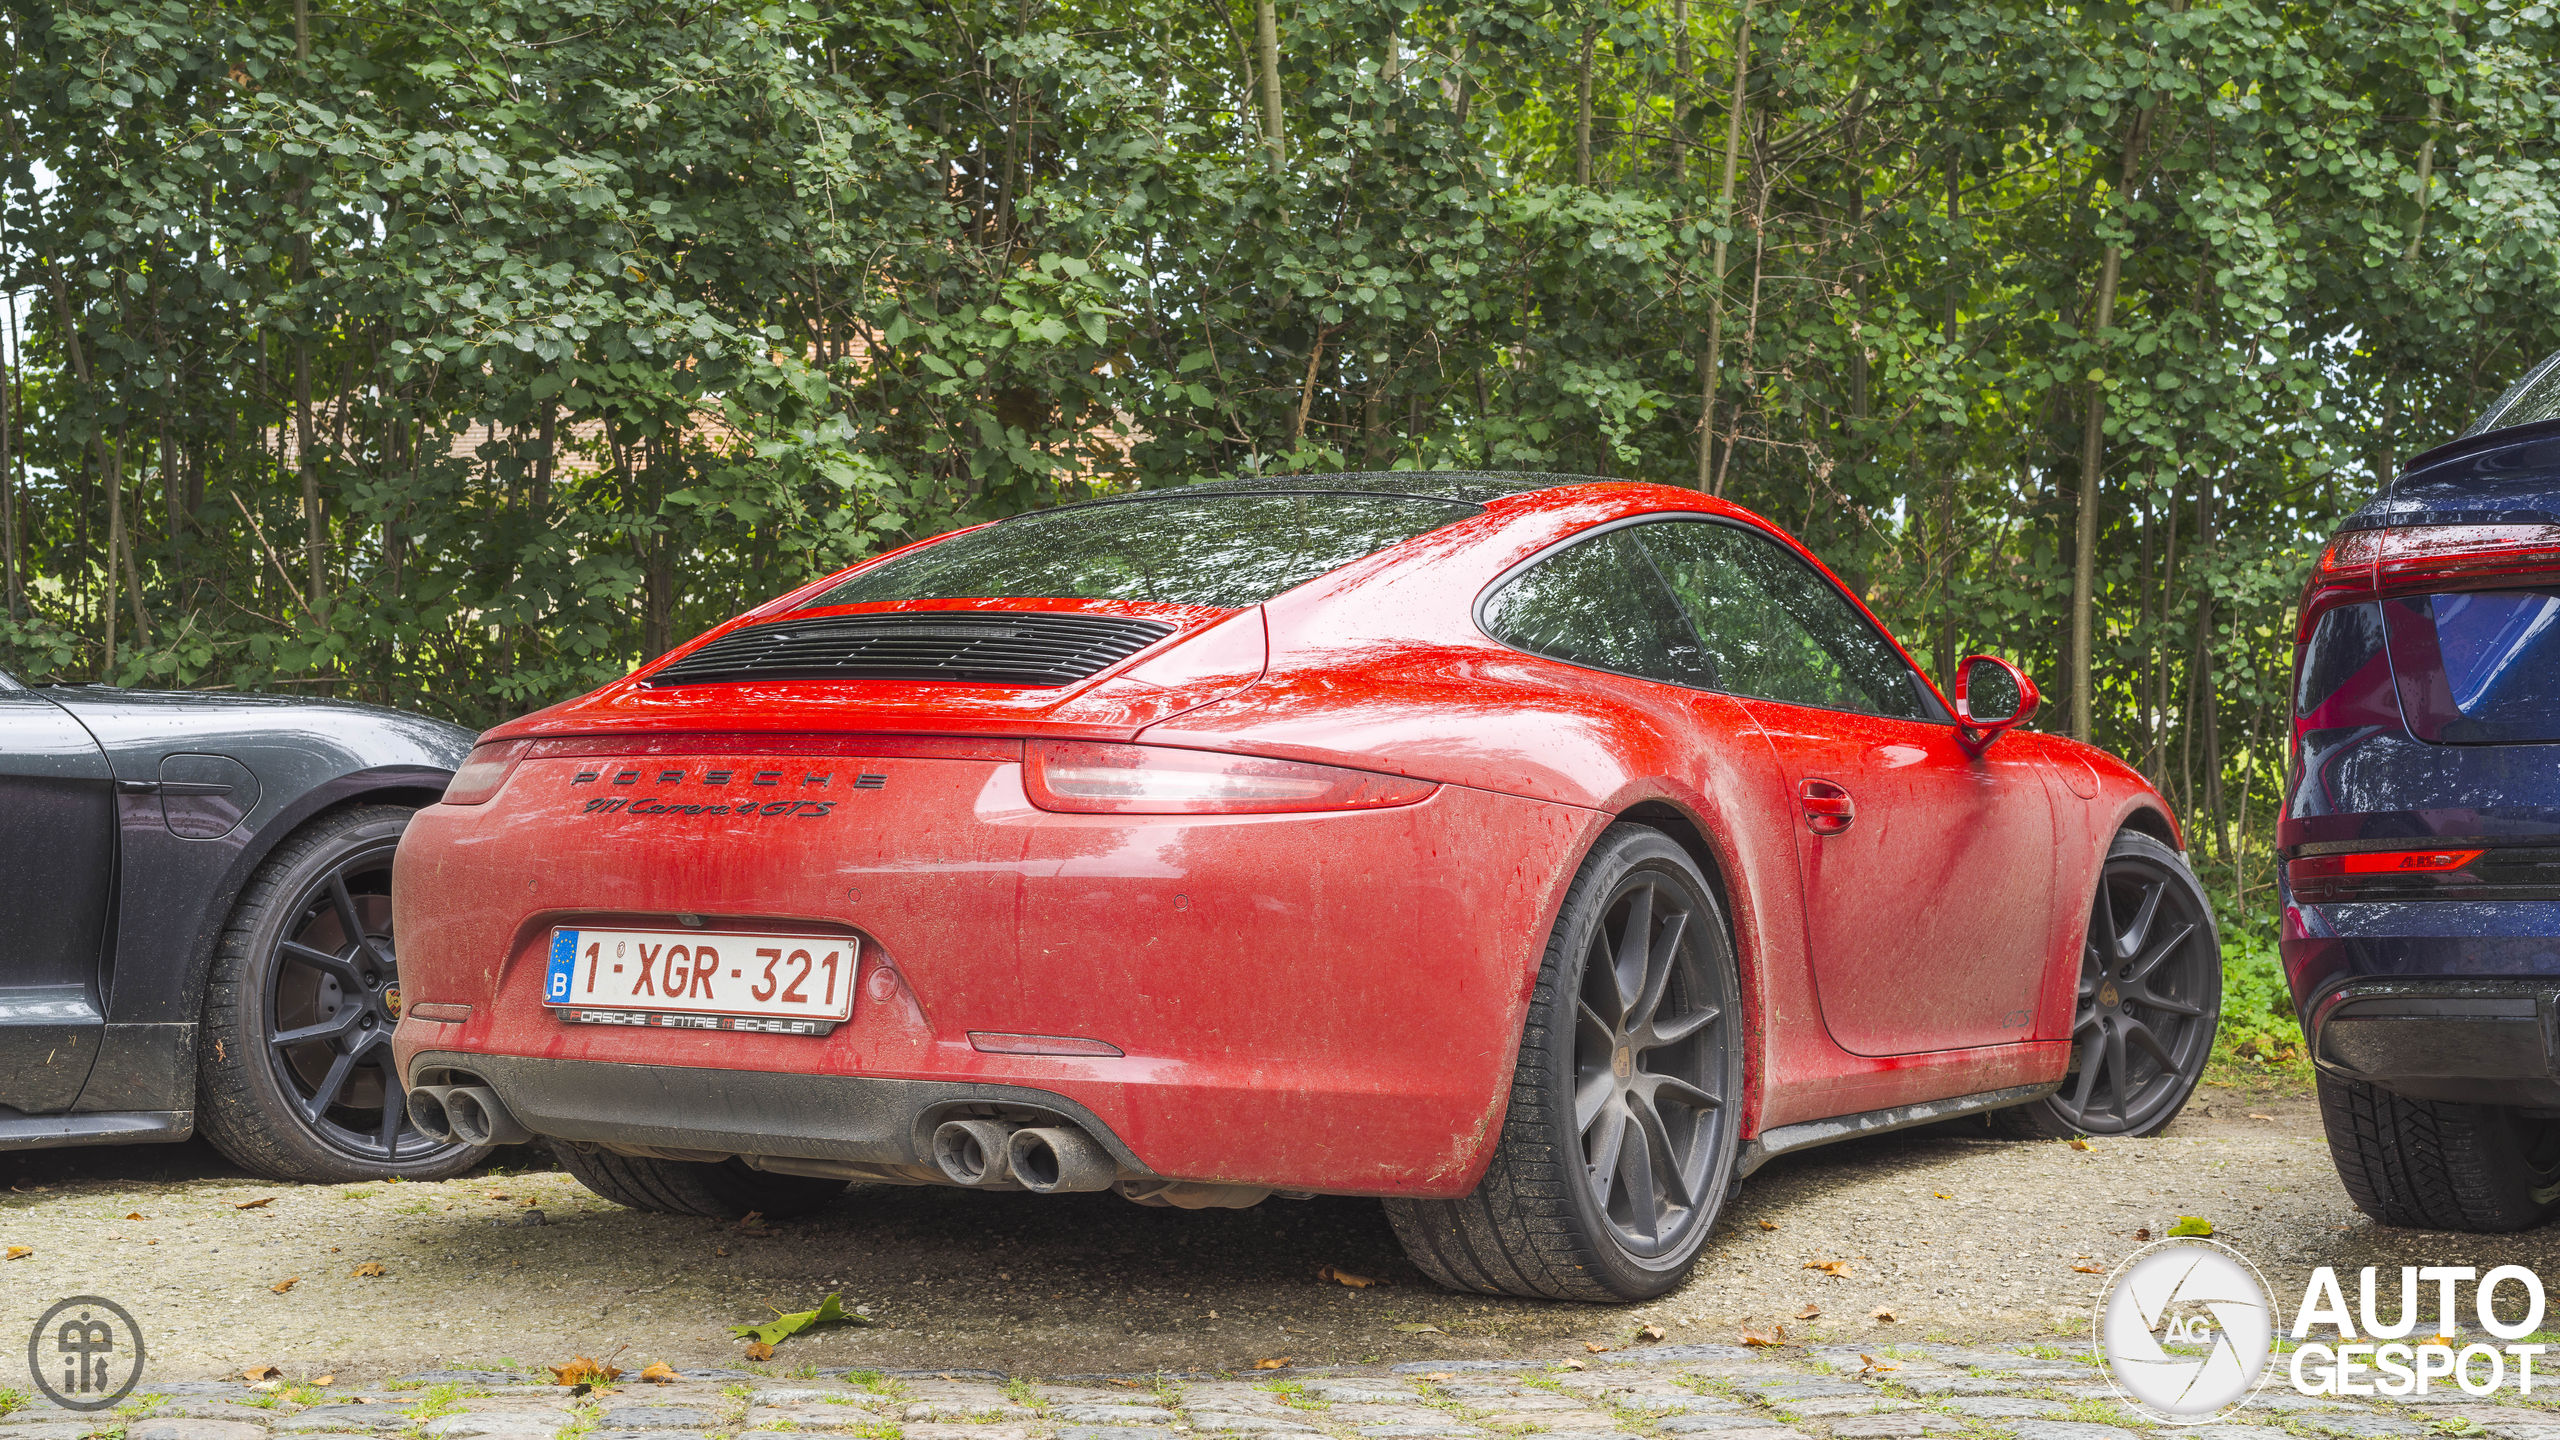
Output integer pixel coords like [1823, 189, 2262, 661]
[24, 1296, 147, 1412]
[2099, 1239, 2275, 1423]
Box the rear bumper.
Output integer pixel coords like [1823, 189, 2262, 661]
[391, 748, 1600, 1199]
[2307, 978, 2560, 1106]
[406, 1051, 1150, 1173]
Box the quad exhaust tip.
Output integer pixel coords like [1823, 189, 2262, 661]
[930, 1120, 1020, 1187]
[411, 1082, 534, 1148]
[407, 1085, 457, 1143]
[1006, 1125, 1116, 1193]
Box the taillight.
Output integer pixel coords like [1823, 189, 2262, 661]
[2287, 849, 2483, 882]
[2299, 523, 2560, 638]
[2285, 847, 2485, 903]
[441, 740, 532, 805]
[2296, 529, 2382, 641]
[2376, 524, 2560, 588]
[1023, 740, 1437, 815]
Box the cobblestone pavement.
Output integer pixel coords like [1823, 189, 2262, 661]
[11, 1081, 2560, 1381]
[3, 1340, 2553, 1440]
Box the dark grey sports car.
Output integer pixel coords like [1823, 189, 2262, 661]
[1, 673, 481, 1181]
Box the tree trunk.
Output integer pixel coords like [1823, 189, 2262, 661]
[642, 440, 676, 661]
[1932, 147, 1960, 688]
[2068, 101, 2158, 742]
[0, 304, 15, 622]
[115, 437, 151, 650]
[1574, 25, 1596, 185]
[1255, 0, 1285, 174]
[297, 344, 325, 622]
[1669, 0, 1692, 179]
[2405, 93, 2443, 262]
[1694, 0, 1754, 492]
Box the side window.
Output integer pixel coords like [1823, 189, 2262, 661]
[1634, 520, 1933, 719]
[1480, 530, 1711, 687]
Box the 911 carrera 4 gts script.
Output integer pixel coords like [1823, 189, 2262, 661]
[577, 796, 836, 818]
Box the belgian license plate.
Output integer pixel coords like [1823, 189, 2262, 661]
[543, 928, 857, 1036]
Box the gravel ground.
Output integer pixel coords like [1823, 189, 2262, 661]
[7, 1074, 2553, 1385]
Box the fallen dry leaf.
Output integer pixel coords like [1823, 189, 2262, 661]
[2073, 1264, 2104, 1274]
[1804, 1260, 1850, 1276]
[313, 1375, 335, 1387]
[125, 1212, 147, 1220]
[243, 1365, 281, 1382]
[735, 1210, 771, 1236]
[1756, 1219, 1778, 1230]
[743, 1341, 773, 1362]
[2249, 1113, 2275, 1121]
[486, 1192, 510, 1201]
[1423, 1372, 1458, 1381]
[714, 1246, 729, 1257]
[549, 1357, 624, 1386]
[1869, 1306, 1898, 1322]
[1858, 1354, 1898, 1375]
[1796, 1304, 1821, 1320]
[1557, 1361, 1585, 1372]
[639, 1363, 678, 1384]
[270, 1277, 298, 1294]
[1636, 1324, 1668, 1343]
[2068, 1138, 2091, 1152]
[1317, 1265, 1377, 1288]
[351, 1263, 386, 1278]
[2133, 1227, 2152, 1242]
[3, 1246, 29, 1260]
[1740, 1325, 1787, 1347]
[1253, 1357, 1292, 1370]
[1932, 1191, 1952, 1200]
[236, 1197, 275, 1210]
[1584, 1341, 1613, 1353]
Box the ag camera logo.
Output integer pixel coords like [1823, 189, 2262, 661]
[2097, 1238, 2275, 1423]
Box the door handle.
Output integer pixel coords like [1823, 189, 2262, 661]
[1799, 778, 1855, 836]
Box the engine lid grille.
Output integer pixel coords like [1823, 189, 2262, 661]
[646, 612, 1175, 688]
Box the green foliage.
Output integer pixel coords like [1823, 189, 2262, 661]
[0, 0, 2552, 846]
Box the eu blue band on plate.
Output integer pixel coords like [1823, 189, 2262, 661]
[545, 930, 580, 1003]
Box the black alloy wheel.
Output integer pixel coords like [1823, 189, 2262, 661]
[264, 838, 419, 1160]
[1998, 830, 2220, 1140]
[199, 805, 487, 1183]
[1385, 824, 1741, 1301]
[1574, 871, 1727, 1256]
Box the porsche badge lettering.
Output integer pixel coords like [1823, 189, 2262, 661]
[565, 765, 885, 820]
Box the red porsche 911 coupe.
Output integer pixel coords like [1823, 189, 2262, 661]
[391, 472, 2218, 1301]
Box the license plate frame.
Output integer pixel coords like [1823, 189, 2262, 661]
[543, 927, 858, 1036]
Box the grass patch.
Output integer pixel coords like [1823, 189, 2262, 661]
[0, 1388, 27, 1418]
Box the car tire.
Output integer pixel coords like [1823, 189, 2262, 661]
[1383, 823, 1743, 1302]
[550, 1143, 847, 1219]
[198, 804, 490, 1183]
[1992, 830, 2220, 1140]
[2317, 1074, 2560, 1232]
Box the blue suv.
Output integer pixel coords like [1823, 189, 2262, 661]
[2288, 351, 2560, 1232]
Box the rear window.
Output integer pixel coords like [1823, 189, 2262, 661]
[2463, 350, 2560, 439]
[801, 493, 1477, 610]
